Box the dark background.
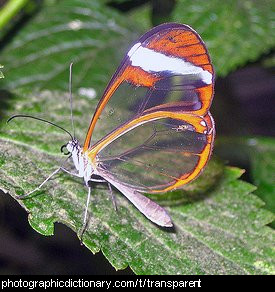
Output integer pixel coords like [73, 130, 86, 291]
[0, 0, 274, 275]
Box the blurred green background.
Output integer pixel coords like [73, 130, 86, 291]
[0, 0, 274, 275]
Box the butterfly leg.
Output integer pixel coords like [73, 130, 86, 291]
[83, 184, 92, 227]
[89, 178, 106, 183]
[17, 166, 82, 200]
[79, 183, 92, 242]
[16, 167, 63, 199]
[108, 182, 117, 211]
[89, 177, 117, 210]
[60, 167, 82, 178]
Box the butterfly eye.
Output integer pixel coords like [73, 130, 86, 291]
[61, 144, 70, 155]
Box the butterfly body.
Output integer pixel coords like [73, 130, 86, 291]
[66, 140, 91, 184]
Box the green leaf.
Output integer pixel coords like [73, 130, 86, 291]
[0, 0, 274, 275]
[0, 89, 274, 275]
[249, 138, 275, 218]
[0, 64, 4, 78]
[262, 53, 275, 69]
[1, 0, 274, 90]
[0, 0, 137, 91]
[215, 136, 275, 227]
[126, 3, 152, 32]
[172, 0, 275, 76]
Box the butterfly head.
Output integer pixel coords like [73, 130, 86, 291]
[61, 139, 80, 155]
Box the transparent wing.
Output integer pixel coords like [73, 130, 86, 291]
[90, 111, 214, 193]
[83, 23, 214, 151]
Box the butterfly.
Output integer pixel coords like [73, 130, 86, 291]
[9, 23, 215, 231]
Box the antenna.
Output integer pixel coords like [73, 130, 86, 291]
[69, 62, 75, 138]
[7, 64, 76, 142]
[7, 115, 74, 140]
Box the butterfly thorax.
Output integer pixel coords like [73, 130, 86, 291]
[66, 139, 94, 185]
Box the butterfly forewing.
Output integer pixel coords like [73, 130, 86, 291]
[83, 23, 214, 152]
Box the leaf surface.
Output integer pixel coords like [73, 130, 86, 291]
[0, 90, 274, 275]
[216, 136, 275, 228]
[172, 0, 275, 75]
[0, 0, 136, 91]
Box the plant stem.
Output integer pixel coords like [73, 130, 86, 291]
[0, 0, 30, 31]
